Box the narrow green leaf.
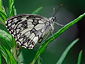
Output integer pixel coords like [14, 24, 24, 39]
[0, 17, 5, 24]
[0, 45, 7, 60]
[2, 39, 10, 50]
[0, 29, 15, 49]
[0, 11, 7, 21]
[13, 6, 17, 15]
[56, 38, 79, 64]
[0, 44, 17, 64]
[0, 29, 12, 42]
[0, 0, 7, 21]
[0, 29, 17, 62]
[37, 56, 42, 64]
[77, 50, 83, 64]
[0, 52, 2, 64]
[9, 0, 16, 17]
[6, 7, 10, 18]
[0, 29, 12, 48]
[0, 45, 10, 64]
[31, 13, 85, 64]
[9, 0, 15, 6]
[9, 2, 14, 16]
[0, 0, 7, 16]
[3, 46, 17, 64]
[32, 7, 43, 14]
[11, 36, 17, 61]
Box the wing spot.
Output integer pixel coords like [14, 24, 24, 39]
[35, 24, 45, 30]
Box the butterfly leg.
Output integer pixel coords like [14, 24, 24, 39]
[54, 19, 65, 26]
[17, 43, 21, 57]
[50, 24, 55, 41]
[50, 31, 55, 41]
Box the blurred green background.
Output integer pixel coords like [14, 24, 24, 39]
[0, 0, 85, 64]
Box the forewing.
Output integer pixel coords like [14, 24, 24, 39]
[5, 14, 49, 49]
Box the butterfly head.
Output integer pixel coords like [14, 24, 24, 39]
[49, 17, 56, 24]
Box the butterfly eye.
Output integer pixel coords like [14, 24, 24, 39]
[52, 17, 56, 21]
[49, 17, 56, 22]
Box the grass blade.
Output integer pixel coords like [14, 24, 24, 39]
[0, 28, 17, 63]
[0, 17, 4, 24]
[0, 44, 17, 64]
[31, 13, 85, 64]
[0, 11, 7, 21]
[0, 29, 12, 48]
[0, 29, 12, 42]
[3, 46, 17, 64]
[13, 6, 17, 15]
[9, 0, 16, 17]
[0, 52, 2, 64]
[0, 0, 7, 20]
[37, 56, 42, 64]
[0, 0, 6, 15]
[0, 0, 7, 21]
[2, 39, 10, 50]
[0, 45, 11, 64]
[0, 45, 7, 61]
[56, 38, 79, 64]
[77, 50, 83, 64]
[11, 36, 17, 61]
[32, 7, 43, 14]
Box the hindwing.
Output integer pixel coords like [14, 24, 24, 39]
[5, 14, 50, 49]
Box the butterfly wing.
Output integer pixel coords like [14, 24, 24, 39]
[5, 14, 51, 49]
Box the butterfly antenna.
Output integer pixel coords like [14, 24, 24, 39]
[52, 8, 56, 17]
[52, 4, 63, 17]
[52, 4, 64, 26]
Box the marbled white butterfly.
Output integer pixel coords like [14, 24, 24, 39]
[5, 5, 63, 49]
[5, 14, 57, 49]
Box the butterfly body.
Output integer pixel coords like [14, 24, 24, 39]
[5, 14, 55, 49]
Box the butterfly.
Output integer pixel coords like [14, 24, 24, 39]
[5, 5, 64, 49]
[5, 14, 57, 49]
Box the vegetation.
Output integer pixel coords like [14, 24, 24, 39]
[0, 0, 85, 64]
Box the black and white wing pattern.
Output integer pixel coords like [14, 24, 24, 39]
[5, 14, 53, 49]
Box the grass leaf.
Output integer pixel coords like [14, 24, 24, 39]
[0, 44, 17, 64]
[32, 7, 43, 14]
[77, 50, 83, 64]
[3, 46, 17, 64]
[11, 36, 17, 61]
[9, 0, 17, 17]
[0, 52, 2, 64]
[0, 0, 7, 18]
[0, 17, 4, 24]
[0, 29, 12, 42]
[0, 0, 7, 21]
[0, 0, 6, 14]
[0, 11, 7, 21]
[13, 6, 17, 15]
[31, 13, 85, 64]
[0, 45, 7, 60]
[2, 39, 10, 50]
[37, 56, 42, 64]
[0, 29, 12, 48]
[56, 38, 79, 64]
[0, 45, 11, 64]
